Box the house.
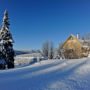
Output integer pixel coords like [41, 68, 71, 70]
[62, 34, 90, 58]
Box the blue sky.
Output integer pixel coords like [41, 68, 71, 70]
[0, 0, 90, 49]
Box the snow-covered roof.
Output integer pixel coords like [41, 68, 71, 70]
[72, 34, 90, 48]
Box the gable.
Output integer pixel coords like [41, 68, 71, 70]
[62, 34, 83, 50]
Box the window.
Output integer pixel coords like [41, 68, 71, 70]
[70, 37, 73, 40]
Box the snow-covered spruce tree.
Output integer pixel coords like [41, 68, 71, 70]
[1, 10, 14, 69]
[0, 25, 6, 69]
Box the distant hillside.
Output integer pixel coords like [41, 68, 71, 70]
[15, 49, 41, 56]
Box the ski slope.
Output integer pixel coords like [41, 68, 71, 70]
[0, 58, 90, 90]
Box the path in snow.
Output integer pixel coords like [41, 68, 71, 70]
[0, 58, 90, 90]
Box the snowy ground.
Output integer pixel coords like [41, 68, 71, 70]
[0, 58, 90, 90]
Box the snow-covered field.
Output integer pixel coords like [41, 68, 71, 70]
[14, 53, 43, 66]
[0, 58, 90, 90]
[14, 56, 36, 66]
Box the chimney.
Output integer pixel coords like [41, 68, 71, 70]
[76, 33, 79, 39]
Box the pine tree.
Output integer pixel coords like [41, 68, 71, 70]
[0, 24, 6, 69]
[1, 10, 14, 69]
